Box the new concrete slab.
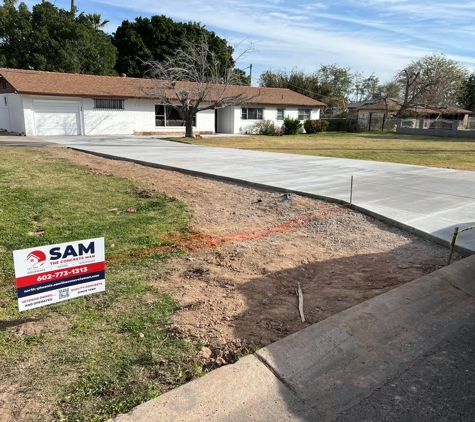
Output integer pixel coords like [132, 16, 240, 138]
[43, 135, 475, 253]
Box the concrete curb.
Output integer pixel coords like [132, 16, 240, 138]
[111, 255, 475, 422]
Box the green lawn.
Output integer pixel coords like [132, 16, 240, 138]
[188, 131, 475, 171]
[0, 147, 201, 421]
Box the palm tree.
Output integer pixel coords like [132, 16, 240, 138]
[86, 13, 110, 29]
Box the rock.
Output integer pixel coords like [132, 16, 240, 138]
[215, 357, 227, 366]
[301, 259, 309, 265]
[139, 332, 145, 338]
[262, 298, 270, 305]
[199, 346, 212, 359]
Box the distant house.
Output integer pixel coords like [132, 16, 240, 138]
[0, 68, 325, 136]
[354, 97, 473, 129]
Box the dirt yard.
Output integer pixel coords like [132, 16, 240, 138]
[50, 145, 455, 365]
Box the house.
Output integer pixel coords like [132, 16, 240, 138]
[0, 68, 325, 136]
[355, 97, 473, 129]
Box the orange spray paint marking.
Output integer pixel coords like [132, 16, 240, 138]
[0, 206, 346, 285]
[107, 206, 346, 265]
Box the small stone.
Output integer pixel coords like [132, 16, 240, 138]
[262, 298, 270, 305]
[301, 259, 309, 265]
[139, 332, 145, 338]
[199, 346, 212, 359]
[215, 357, 227, 366]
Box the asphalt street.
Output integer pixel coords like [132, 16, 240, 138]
[335, 318, 475, 422]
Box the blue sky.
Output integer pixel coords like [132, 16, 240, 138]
[24, 0, 475, 83]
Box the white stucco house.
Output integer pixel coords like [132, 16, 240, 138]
[0, 68, 325, 136]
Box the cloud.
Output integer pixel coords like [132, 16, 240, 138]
[300, 2, 328, 10]
[39, 0, 475, 78]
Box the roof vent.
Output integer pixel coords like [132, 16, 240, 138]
[120, 73, 127, 78]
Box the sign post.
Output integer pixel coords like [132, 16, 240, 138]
[13, 237, 105, 312]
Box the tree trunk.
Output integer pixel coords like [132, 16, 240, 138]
[184, 113, 194, 138]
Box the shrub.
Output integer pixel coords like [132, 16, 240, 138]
[252, 120, 276, 135]
[304, 119, 330, 134]
[282, 117, 302, 135]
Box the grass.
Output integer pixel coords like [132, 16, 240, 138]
[188, 131, 475, 171]
[0, 147, 202, 421]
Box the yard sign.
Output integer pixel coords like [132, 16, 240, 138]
[13, 237, 105, 312]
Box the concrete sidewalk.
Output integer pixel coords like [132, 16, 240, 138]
[42, 136, 475, 254]
[111, 255, 475, 422]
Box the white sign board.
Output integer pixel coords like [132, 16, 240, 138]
[13, 237, 105, 312]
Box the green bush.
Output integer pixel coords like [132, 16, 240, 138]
[303, 119, 330, 134]
[282, 117, 302, 135]
[252, 119, 276, 135]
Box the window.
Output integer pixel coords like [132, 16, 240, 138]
[155, 105, 195, 127]
[277, 109, 285, 120]
[0, 77, 6, 89]
[298, 109, 311, 120]
[242, 107, 263, 120]
[94, 98, 124, 110]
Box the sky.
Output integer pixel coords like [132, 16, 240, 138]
[24, 0, 475, 84]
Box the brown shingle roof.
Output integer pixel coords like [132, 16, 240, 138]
[357, 98, 401, 111]
[0, 68, 325, 107]
[357, 97, 473, 115]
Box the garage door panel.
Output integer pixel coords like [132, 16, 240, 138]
[0, 107, 10, 132]
[33, 100, 80, 136]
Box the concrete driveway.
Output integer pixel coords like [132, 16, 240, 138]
[41, 135, 475, 254]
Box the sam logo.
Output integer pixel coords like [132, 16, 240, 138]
[49, 241, 95, 260]
[26, 250, 47, 269]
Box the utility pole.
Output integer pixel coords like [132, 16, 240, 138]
[71, 0, 75, 12]
[249, 64, 252, 87]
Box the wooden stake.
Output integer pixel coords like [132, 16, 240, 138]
[350, 175, 354, 205]
[297, 282, 305, 322]
[447, 227, 459, 265]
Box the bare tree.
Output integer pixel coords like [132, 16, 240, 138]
[395, 53, 467, 118]
[145, 37, 258, 138]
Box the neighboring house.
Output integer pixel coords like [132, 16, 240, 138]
[0, 68, 325, 136]
[355, 97, 473, 129]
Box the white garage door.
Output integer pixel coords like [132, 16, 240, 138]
[33, 100, 81, 136]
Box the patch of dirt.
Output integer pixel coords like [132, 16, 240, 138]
[45, 145, 458, 368]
